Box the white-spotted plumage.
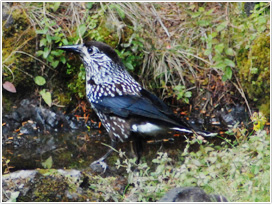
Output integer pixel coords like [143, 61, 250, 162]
[82, 43, 142, 102]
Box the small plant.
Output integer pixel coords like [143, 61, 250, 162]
[251, 112, 267, 132]
[41, 156, 53, 169]
[116, 34, 145, 72]
[2, 157, 14, 174]
[173, 85, 192, 104]
[112, 126, 269, 202]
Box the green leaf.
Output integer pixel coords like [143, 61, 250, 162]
[224, 59, 235, 67]
[51, 60, 59, 68]
[51, 35, 61, 42]
[191, 12, 200, 18]
[51, 50, 63, 57]
[49, 21, 57, 27]
[205, 8, 215, 15]
[43, 47, 50, 59]
[109, 4, 125, 19]
[211, 32, 218, 38]
[52, 2, 61, 12]
[214, 61, 226, 69]
[36, 28, 48, 34]
[40, 38, 47, 47]
[46, 34, 52, 43]
[225, 48, 235, 56]
[250, 67, 259, 74]
[125, 62, 134, 71]
[204, 49, 212, 56]
[257, 16, 267, 24]
[214, 43, 224, 54]
[86, 2, 94, 9]
[77, 24, 87, 37]
[116, 6, 125, 19]
[41, 156, 53, 169]
[216, 21, 228, 32]
[47, 55, 54, 63]
[40, 89, 52, 107]
[222, 67, 232, 81]
[51, 51, 58, 56]
[184, 91, 192, 98]
[62, 39, 69, 45]
[197, 20, 210, 27]
[36, 50, 43, 57]
[177, 93, 184, 100]
[199, 7, 205, 12]
[34, 76, 46, 86]
[60, 56, 66, 64]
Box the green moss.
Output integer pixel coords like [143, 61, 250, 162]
[19, 174, 70, 202]
[236, 33, 270, 116]
[2, 96, 14, 113]
[2, 6, 37, 98]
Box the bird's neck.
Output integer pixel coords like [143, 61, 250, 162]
[85, 71, 143, 103]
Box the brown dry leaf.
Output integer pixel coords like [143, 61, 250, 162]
[3, 81, 16, 93]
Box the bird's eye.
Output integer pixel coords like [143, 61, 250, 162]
[88, 48, 93, 53]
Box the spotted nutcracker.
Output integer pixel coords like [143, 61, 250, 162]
[59, 41, 216, 172]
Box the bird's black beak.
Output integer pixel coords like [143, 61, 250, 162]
[58, 44, 81, 53]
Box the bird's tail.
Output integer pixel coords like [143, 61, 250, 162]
[171, 127, 217, 137]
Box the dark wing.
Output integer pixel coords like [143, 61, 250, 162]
[139, 89, 174, 116]
[92, 88, 189, 127]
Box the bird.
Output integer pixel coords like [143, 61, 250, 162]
[58, 41, 216, 172]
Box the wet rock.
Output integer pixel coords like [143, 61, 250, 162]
[2, 167, 130, 202]
[35, 137, 57, 155]
[20, 121, 39, 135]
[2, 124, 10, 135]
[33, 107, 46, 129]
[10, 111, 21, 122]
[2, 169, 83, 202]
[2, 98, 98, 138]
[2, 116, 21, 135]
[45, 110, 59, 128]
[65, 115, 79, 130]
[159, 187, 228, 202]
[2, 170, 38, 202]
[219, 105, 249, 127]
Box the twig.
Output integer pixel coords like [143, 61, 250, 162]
[177, 50, 212, 66]
[3, 65, 15, 82]
[151, 4, 170, 38]
[101, 142, 119, 153]
[14, 51, 55, 71]
[233, 75, 252, 116]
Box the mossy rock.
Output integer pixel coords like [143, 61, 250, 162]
[236, 33, 270, 116]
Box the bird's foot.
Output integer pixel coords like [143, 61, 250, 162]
[90, 160, 108, 173]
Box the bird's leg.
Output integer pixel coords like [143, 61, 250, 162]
[131, 139, 143, 164]
[90, 140, 116, 173]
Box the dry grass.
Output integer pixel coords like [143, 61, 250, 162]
[104, 3, 229, 93]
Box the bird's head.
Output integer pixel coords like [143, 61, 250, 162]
[58, 41, 123, 78]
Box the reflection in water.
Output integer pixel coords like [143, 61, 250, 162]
[2, 129, 223, 173]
